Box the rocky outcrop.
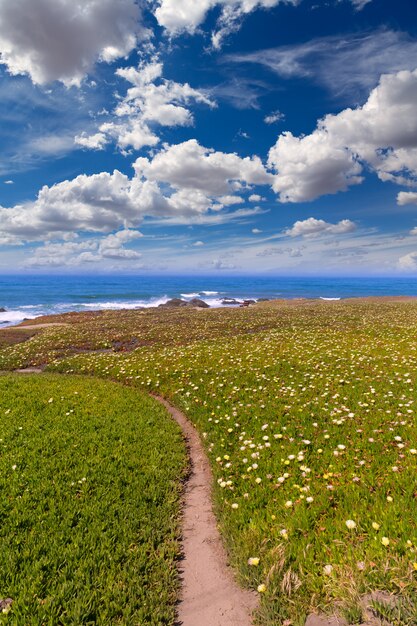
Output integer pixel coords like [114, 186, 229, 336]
[221, 298, 241, 305]
[0, 307, 6, 313]
[158, 298, 188, 308]
[187, 298, 210, 308]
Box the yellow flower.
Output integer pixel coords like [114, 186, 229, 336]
[413, 562, 417, 571]
[372, 522, 380, 530]
[257, 583, 266, 593]
[381, 537, 390, 546]
[248, 557, 260, 566]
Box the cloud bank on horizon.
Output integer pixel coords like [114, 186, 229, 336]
[1, 0, 417, 274]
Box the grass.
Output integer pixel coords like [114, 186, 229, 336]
[2, 299, 417, 624]
[0, 374, 187, 625]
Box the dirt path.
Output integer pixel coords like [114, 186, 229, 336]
[154, 395, 257, 626]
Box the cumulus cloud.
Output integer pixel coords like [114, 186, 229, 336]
[0, 140, 271, 241]
[268, 130, 363, 202]
[0, 0, 146, 86]
[285, 218, 357, 238]
[153, 0, 299, 48]
[26, 230, 142, 267]
[268, 68, 417, 202]
[229, 30, 417, 98]
[249, 194, 265, 202]
[134, 139, 272, 195]
[75, 61, 215, 152]
[397, 192, 417, 206]
[398, 251, 417, 271]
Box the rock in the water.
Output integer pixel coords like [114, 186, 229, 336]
[221, 297, 241, 305]
[257, 298, 270, 302]
[159, 298, 188, 308]
[0, 307, 6, 312]
[187, 298, 210, 308]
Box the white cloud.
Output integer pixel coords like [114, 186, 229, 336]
[285, 218, 357, 238]
[268, 130, 363, 202]
[249, 194, 265, 202]
[397, 192, 417, 206]
[76, 61, 215, 152]
[98, 229, 142, 259]
[351, 0, 372, 9]
[26, 229, 142, 267]
[230, 30, 417, 98]
[218, 195, 245, 206]
[4, 180, 14, 185]
[398, 251, 417, 271]
[153, 0, 299, 48]
[0, 140, 271, 241]
[252, 228, 262, 234]
[134, 139, 272, 195]
[268, 68, 417, 202]
[210, 257, 237, 270]
[264, 110, 285, 124]
[0, 0, 146, 86]
[192, 241, 205, 246]
[75, 132, 108, 151]
[256, 246, 303, 257]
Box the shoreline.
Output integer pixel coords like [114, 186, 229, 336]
[1, 294, 417, 331]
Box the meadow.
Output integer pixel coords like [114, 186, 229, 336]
[1, 299, 417, 624]
[0, 374, 186, 625]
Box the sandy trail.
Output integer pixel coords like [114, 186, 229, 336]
[154, 395, 257, 626]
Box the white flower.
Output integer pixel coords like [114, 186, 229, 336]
[345, 519, 356, 530]
[323, 564, 333, 576]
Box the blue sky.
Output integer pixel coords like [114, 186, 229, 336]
[0, 0, 417, 274]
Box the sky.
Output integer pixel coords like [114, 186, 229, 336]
[0, 0, 417, 275]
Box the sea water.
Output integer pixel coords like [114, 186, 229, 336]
[1, 274, 417, 326]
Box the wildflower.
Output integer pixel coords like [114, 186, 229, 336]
[372, 522, 380, 530]
[306, 496, 314, 503]
[248, 557, 260, 566]
[255, 477, 262, 484]
[345, 520, 356, 530]
[387, 496, 393, 502]
[323, 565, 333, 576]
[280, 528, 288, 539]
[231, 503, 239, 509]
[410, 448, 417, 455]
[413, 563, 417, 571]
[257, 584, 266, 593]
[381, 537, 390, 547]
[284, 500, 293, 508]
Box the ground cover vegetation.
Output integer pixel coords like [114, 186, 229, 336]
[0, 374, 186, 625]
[1, 300, 417, 624]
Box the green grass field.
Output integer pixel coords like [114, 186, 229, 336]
[0, 374, 187, 625]
[2, 300, 417, 624]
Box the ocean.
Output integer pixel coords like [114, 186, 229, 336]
[1, 274, 417, 326]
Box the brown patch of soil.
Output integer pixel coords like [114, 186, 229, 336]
[154, 395, 257, 626]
